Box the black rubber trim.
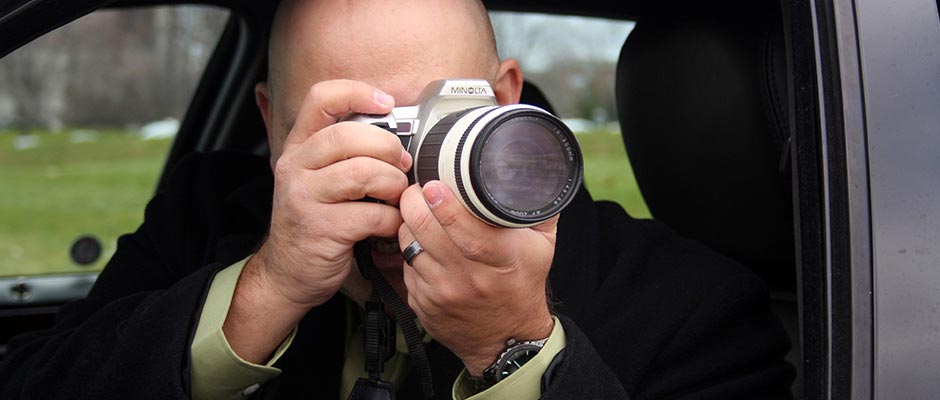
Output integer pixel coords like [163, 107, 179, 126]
[415, 110, 475, 185]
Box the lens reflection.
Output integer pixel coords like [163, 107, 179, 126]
[477, 117, 570, 212]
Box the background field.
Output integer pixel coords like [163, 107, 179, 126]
[0, 130, 649, 277]
[0, 131, 170, 277]
[577, 131, 651, 219]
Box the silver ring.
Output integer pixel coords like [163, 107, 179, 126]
[402, 240, 424, 266]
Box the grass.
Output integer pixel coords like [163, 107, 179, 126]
[576, 130, 651, 219]
[0, 129, 648, 277]
[0, 130, 171, 277]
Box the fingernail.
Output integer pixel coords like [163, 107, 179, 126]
[400, 149, 413, 170]
[374, 89, 394, 107]
[423, 182, 444, 208]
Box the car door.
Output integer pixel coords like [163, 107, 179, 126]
[789, 0, 940, 398]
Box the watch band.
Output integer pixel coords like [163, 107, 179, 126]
[475, 336, 549, 388]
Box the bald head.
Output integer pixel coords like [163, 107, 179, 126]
[264, 0, 502, 132]
[251, 0, 524, 306]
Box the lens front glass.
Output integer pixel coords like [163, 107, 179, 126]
[476, 115, 573, 215]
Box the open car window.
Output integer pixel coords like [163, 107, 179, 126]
[0, 5, 229, 305]
[489, 11, 649, 218]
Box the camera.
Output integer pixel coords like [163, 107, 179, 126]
[347, 79, 582, 228]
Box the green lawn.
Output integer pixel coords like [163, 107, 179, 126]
[576, 131, 651, 219]
[0, 130, 171, 277]
[0, 129, 648, 277]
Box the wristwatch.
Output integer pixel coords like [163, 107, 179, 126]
[472, 336, 549, 389]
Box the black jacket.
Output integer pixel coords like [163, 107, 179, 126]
[0, 151, 794, 399]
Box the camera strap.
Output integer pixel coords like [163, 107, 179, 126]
[348, 240, 434, 399]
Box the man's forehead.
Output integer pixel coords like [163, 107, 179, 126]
[272, 0, 496, 124]
[275, 0, 489, 62]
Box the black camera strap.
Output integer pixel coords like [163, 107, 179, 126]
[348, 240, 434, 400]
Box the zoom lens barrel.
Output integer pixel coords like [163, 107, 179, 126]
[416, 104, 582, 228]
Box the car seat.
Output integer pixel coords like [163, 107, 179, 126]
[615, 3, 801, 397]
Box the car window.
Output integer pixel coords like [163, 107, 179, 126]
[489, 11, 649, 218]
[0, 6, 229, 283]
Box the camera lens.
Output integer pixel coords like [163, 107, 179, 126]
[474, 114, 574, 218]
[417, 104, 582, 228]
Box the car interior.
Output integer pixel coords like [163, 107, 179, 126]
[0, 0, 806, 397]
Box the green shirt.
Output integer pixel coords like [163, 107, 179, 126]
[191, 257, 566, 399]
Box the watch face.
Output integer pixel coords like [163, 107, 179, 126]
[498, 345, 542, 379]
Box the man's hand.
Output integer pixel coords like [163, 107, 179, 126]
[398, 181, 556, 376]
[224, 80, 411, 363]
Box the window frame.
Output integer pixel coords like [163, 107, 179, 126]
[0, 2, 250, 310]
[789, 0, 940, 398]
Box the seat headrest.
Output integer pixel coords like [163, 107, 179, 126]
[616, 5, 794, 290]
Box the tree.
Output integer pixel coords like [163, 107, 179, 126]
[488, 12, 633, 119]
[0, 29, 69, 133]
[0, 6, 229, 129]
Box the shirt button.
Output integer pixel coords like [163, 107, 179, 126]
[242, 383, 260, 397]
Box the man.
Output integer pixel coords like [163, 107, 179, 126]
[0, 0, 794, 399]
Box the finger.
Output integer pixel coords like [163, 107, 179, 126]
[403, 266, 431, 318]
[398, 223, 440, 311]
[400, 183, 499, 268]
[296, 121, 411, 173]
[418, 181, 513, 266]
[399, 184, 457, 264]
[397, 223, 432, 272]
[397, 223, 417, 263]
[308, 201, 403, 244]
[307, 157, 409, 203]
[530, 214, 560, 234]
[285, 80, 395, 151]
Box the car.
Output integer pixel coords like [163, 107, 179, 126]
[1, 0, 939, 399]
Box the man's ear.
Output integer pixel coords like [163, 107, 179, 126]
[492, 58, 523, 105]
[254, 82, 279, 168]
[255, 82, 274, 134]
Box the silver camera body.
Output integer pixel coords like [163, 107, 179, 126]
[348, 79, 582, 228]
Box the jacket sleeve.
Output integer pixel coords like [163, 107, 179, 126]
[0, 264, 218, 399]
[540, 315, 630, 399]
[629, 272, 795, 399]
[0, 152, 271, 399]
[191, 257, 298, 400]
[539, 273, 793, 400]
[544, 196, 794, 400]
